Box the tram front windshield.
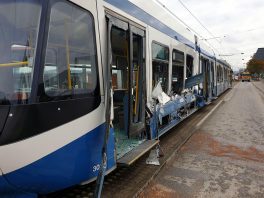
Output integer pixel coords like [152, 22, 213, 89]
[0, 0, 41, 104]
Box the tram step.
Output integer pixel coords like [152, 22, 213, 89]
[117, 140, 159, 166]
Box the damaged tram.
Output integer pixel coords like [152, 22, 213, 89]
[0, 0, 232, 197]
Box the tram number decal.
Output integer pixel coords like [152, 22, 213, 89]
[93, 164, 101, 172]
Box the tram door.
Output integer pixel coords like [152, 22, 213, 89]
[211, 61, 216, 97]
[107, 15, 145, 138]
[202, 58, 210, 100]
[129, 26, 145, 136]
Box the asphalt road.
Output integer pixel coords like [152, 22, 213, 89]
[140, 81, 264, 198]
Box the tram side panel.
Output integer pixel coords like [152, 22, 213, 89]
[0, 0, 116, 196]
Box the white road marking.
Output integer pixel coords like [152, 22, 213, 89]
[196, 100, 224, 128]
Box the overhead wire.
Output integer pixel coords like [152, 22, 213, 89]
[205, 26, 264, 40]
[155, 0, 260, 68]
[154, 0, 204, 39]
[177, 0, 216, 39]
[176, 0, 228, 54]
[155, 0, 221, 55]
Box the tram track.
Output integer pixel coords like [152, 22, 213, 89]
[42, 89, 231, 198]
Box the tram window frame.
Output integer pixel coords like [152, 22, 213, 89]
[220, 67, 223, 82]
[171, 49, 184, 94]
[219, 66, 222, 82]
[217, 65, 221, 83]
[152, 42, 169, 93]
[223, 68, 225, 81]
[42, 0, 99, 100]
[221, 67, 224, 82]
[186, 54, 194, 78]
[211, 61, 215, 82]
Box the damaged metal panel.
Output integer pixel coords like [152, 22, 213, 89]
[185, 73, 204, 89]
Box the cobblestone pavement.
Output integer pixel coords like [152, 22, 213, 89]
[140, 82, 264, 198]
[252, 79, 264, 95]
[44, 89, 228, 198]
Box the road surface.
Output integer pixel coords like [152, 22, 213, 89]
[140, 81, 264, 198]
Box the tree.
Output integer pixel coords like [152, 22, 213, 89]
[246, 58, 264, 75]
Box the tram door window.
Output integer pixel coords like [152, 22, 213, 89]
[152, 42, 169, 93]
[220, 67, 223, 82]
[43, 1, 98, 99]
[186, 55, 193, 78]
[131, 33, 144, 124]
[211, 62, 215, 83]
[129, 27, 145, 137]
[201, 58, 210, 99]
[109, 18, 146, 139]
[111, 27, 129, 90]
[217, 66, 220, 83]
[171, 49, 184, 94]
[111, 26, 129, 133]
[218, 66, 220, 82]
[211, 61, 215, 96]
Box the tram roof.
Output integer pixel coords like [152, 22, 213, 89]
[103, 0, 232, 69]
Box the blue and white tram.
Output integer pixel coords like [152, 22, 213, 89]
[0, 0, 232, 197]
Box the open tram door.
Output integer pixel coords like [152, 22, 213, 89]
[128, 25, 146, 136]
[201, 57, 211, 102]
[211, 61, 216, 97]
[106, 14, 158, 165]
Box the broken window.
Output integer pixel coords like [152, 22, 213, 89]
[111, 26, 129, 90]
[152, 42, 169, 93]
[171, 49, 184, 94]
[186, 55, 193, 78]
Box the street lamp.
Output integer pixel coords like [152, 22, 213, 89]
[219, 53, 244, 57]
[201, 36, 226, 41]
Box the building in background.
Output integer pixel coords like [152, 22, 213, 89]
[253, 48, 264, 61]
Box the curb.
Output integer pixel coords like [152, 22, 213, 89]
[252, 82, 264, 95]
[195, 99, 224, 128]
[134, 124, 197, 198]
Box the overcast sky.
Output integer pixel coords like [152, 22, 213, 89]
[158, 0, 264, 71]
